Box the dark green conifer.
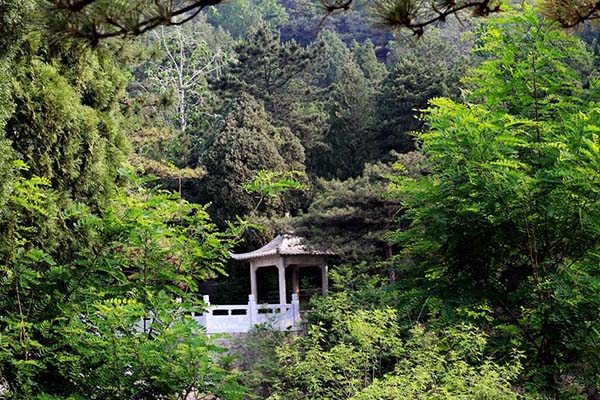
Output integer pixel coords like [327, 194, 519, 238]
[350, 39, 387, 85]
[376, 30, 464, 158]
[199, 93, 305, 223]
[314, 55, 377, 179]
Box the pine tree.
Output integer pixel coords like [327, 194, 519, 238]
[198, 93, 305, 223]
[216, 22, 315, 118]
[351, 39, 387, 85]
[215, 21, 325, 176]
[314, 55, 377, 179]
[295, 155, 414, 258]
[312, 29, 350, 88]
[376, 29, 465, 159]
[206, 0, 288, 38]
[6, 51, 128, 208]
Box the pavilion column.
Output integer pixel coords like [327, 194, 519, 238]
[292, 266, 299, 295]
[321, 262, 329, 296]
[277, 259, 287, 304]
[250, 262, 258, 301]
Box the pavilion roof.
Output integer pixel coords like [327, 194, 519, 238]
[231, 234, 335, 261]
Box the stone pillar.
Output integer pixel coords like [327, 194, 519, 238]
[277, 260, 287, 304]
[200, 295, 211, 331]
[291, 293, 300, 326]
[292, 266, 299, 295]
[248, 294, 257, 326]
[250, 262, 258, 301]
[321, 262, 329, 296]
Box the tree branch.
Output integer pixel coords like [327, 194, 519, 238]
[50, 0, 600, 45]
[50, 0, 225, 45]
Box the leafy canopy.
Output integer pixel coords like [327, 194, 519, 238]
[390, 9, 600, 395]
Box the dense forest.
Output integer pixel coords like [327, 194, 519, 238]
[1, 0, 600, 398]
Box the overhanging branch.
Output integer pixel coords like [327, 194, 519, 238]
[47, 0, 600, 45]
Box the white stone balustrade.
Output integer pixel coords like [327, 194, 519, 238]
[193, 294, 301, 334]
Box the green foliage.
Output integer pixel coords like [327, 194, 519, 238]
[314, 55, 377, 179]
[41, 0, 600, 46]
[390, 10, 600, 395]
[199, 93, 306, 224]
[2, 1, 130, 209]
[61, 293, 245, 400]
[376, 29, 466, 159]
[215, 21, 326, 164]
[0, 170, 244, 398]
[0, 0, 36, 58]
[312, 29, 350, 87]
[216, 22, 315, 112]
[350, 40, 387, 85]
[215, 21, 325, 162]
[243, 170, 307, 213]
[10, 2, 600, 399]
[270, 306, 521, 399]
[207, 0, 288, 38]
[350, 325, 522, 400]
[233, 324, 291, 398]
[295, 158, 405, 258]
[7, 56, 127, 208]
[86, 177, 239, 297]
[0, 7, 247, 384]
[272, 308, 402, 399]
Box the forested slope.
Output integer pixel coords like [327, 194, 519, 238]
[1, 0, 600, 398]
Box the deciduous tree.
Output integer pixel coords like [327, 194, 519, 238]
[391, 10, 600, 395]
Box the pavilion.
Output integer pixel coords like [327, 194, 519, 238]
[193, 235, 333, 333]
[231, 234, 335, 305]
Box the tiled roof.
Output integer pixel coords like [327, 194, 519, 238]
[231, 234, 335, 261]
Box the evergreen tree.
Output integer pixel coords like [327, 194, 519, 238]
[198, 94, 306, 223]
[376, 30, 465, 159]
[215, 21, 325, 176]
[0, 0, 129, 209]
[6, 52, 128, 208]
[351, 39, 387, 85]
[314, 55, 377, 179]
[295, 155, 417, 259]
[0, 0, 36, 204]
[312, 29, 350, 88]
[206, 0, 288, 37]
[216, 22, 315, 117]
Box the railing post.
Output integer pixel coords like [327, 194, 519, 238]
[321, 263, 329, 296]
[200, 295, 211, 332]
[291, 293, 300, 326]
[277, 261, 287, 305]
[248, 294, 257, 327]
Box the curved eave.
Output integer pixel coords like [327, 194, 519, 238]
[231, 249, 335, 261]
[230, 234, 335, 262]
